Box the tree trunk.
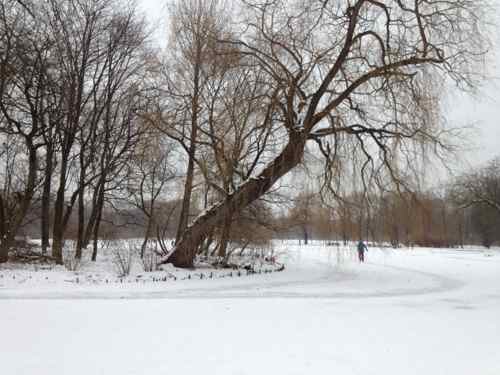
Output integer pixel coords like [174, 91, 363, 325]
[91, 185, 105, 262]
[175, 42, 201, 244]
[41, 144, 53, 255]
[0, 197, 10, 261]
[175, 152, 196, 243]
[91, 207, 103, 262]
[52, 155, 69, 264]
[52, 161, 81, 263]
[75, 155, 87, 259]
[217, 209, 233, 259]
[140, 215, 153, 259]
[174, 102, 200, 243]
[75, 186, 85, 259]
[167, 135, 305, 268]
[0, 234, 13, 263]
[0, 195, 6, 244]
[83, 179, 104, 248]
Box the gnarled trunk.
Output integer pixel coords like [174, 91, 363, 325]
[167, 135, 305, 268]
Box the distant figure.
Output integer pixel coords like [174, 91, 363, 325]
[357, 240, 368, 263]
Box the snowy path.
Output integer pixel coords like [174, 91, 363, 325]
[1, 244, 499, 375]
[0, 246, 466, 300]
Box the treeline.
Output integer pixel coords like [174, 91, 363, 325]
[0, 0, 164, 263]
[281, 165, 500, 248]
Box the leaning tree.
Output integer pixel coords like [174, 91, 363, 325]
[166, 0, 490, 267]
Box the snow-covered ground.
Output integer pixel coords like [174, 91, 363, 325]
[1, 242, 499, 374]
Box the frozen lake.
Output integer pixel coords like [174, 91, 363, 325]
[1, 243, 499, 374]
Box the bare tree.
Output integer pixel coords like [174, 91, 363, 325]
[0, 1, 52, 261]
[0, 0, 158, 263]
[159, 0, 233, 245]
[37, 0, 150, 263]
[166, 0, 489, 267]
[450, 156, 500, 247]
[195, 40, 277, 258]
[453, 157, 500, 214]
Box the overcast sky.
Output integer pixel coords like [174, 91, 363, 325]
[137, 0, 500, 172]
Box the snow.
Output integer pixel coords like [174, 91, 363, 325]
[1, 242, 499, 374]
[0, 240, 281, 298]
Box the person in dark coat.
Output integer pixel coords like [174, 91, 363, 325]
[357, 240, 368, 263]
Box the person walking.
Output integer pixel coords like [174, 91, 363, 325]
[357, 240, 368, 263]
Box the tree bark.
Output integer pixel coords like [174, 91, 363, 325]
[75, 184, 85, 259]
[175, 55, 201, 244]
[52, 154, 69, 264]
[217, 209, 233, 259]
[0, 195, 8, 262]
[74, 140, 89, 259]
[0, 195, 6, 243]
[41, 144, 53, 255]
[175, 149, 196, 243]
[91, 184, 105, 262]
[83, 178, 104, 249]
[91, 205, 103, 262]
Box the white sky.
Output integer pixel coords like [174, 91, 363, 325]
[137, 0, 500, 171]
